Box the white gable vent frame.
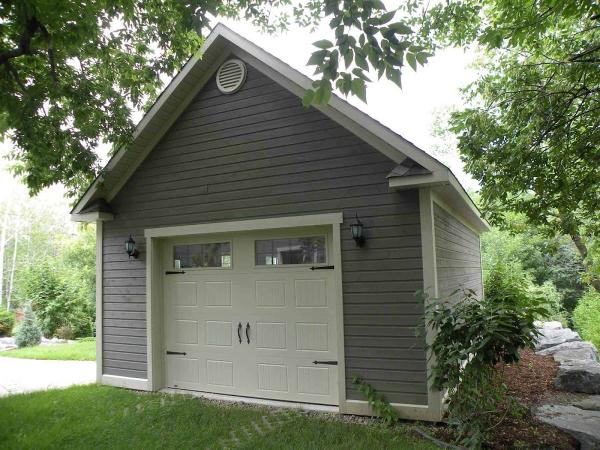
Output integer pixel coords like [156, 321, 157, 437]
[216, 59, 247, 94]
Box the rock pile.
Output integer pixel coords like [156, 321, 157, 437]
[534, 321, 600, 394]
[534, 321, 600, 449]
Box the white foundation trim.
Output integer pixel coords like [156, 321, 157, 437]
[144, 213, 344, 238]
[343, 400, 441, 422]
[161, 388, 339, 413]
[102, 375, 151, 390]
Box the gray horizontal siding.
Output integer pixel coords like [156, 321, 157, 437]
[102, 59, 427, 404]
[434, 204, 483, 301]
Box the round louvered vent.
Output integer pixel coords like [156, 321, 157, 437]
[216, 59, 247, 94]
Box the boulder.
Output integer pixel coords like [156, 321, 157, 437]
[537, 341, 599, 363]
[555, 360, 600, 394]
[575, 396, 600, 412]
[536, 404, 600, 450]
[541, 321, 564, 330]
[535, 328, 581, 351]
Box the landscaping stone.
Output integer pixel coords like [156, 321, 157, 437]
[541, 321, 564, 331]
[574, 396, 600, 412]
[537, 341, 599, 364]
[555, 360, 600, 394]
[536, 404, 600, 450]
[535, 328, 582, 351]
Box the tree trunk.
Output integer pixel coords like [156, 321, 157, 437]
[7, 210, 19, 310]
[569, 232, 600, 293]
[0, 206, 9, 308]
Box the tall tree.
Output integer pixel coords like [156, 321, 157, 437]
[425, 1, 600, 290]
[0, 0, 431, 197]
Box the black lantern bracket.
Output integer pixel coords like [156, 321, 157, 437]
[350, 212, 365, 247]
[125, 235, 140, 259]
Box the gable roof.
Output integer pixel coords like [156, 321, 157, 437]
[72, 23, 488, 232]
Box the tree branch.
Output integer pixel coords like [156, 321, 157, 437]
[0, 15, 42, 65]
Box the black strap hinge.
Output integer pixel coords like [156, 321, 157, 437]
[310, 265, 334, 270]
[313, 360, 338, 365]
[166, 351, 187, 355]
[165, 271, 186, 275]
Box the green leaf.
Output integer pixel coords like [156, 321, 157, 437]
[313, 39, 334, 49]
[351, 78, 367, 102]
[376, 11, 396, 25]
[406, 53, 417, 71]
[388, 22, 413, 34]
[343, 49, 353, 69]
[416, 52, 433, 65]
[307, 50, 328, 66]
[302, 89, 315, 108]
[355, 51, 369, 70]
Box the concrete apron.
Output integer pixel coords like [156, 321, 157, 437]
[0, 357, 95, 396]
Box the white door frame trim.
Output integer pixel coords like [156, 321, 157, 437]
[144, 213, 344, 238]
[144, 212, 346, 404]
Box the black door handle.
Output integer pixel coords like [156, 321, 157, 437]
[245, 322, 250, 344]
[237, 322, 242, 344]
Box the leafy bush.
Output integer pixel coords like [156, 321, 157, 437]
[529, 281, 568, 326]
[15, 310, 42, 348]
[484, 259, 531, 307]
[573, 289, 600, 349]
[352, 376, 398, 426]
[0, 309, 15, 336]
[425, 289, 547, 448]
[19, 259, 94, 338]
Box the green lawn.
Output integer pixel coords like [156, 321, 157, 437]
[0, 385, 437, 450]
[0, 339, 95, 361]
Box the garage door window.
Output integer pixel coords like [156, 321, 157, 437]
[174, 242, 232, 268]
[255, 236, 326, 266]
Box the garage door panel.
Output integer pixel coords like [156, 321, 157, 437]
[257, 363, 288, 392]
[204, 281, 232, 306]
[255, 322, 287, 349]
[206, 360, 234, 387]
[297, 366, 330, 395]
[175, 319, 199, 345]
[174, 281, 197, 307]
[296, 322, 329, 351]
[255, 280, 286, 307]
[205, 320, 233, 347]
[294, 279, 328, 307]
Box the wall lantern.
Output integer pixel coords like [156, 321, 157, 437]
[350, 213, 365, 247]
[125, 235, 140, 259]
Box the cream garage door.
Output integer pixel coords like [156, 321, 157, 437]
[163, 226, 339, 405]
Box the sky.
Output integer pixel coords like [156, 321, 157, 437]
[0, 18, 479, 210]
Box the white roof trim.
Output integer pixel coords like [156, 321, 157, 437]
[73, 23, 483, 231]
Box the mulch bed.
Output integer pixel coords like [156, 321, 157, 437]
[431, 348, 578, 449]
[488, 349, 577, 450]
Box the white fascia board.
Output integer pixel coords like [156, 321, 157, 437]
[388, 170, 451, 190]
[70, 212, 114, 223]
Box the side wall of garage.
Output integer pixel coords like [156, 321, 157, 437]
[102, 58, 428, 405]
[434, 203, 483, 302]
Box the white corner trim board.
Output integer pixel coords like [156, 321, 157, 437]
[95, 221, 103, 383]
[101, 374, 151, 391]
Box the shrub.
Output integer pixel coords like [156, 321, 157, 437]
[425, 289, 547, 448]
[19, 260, 94, 338]
[529, 281, 569, 326]
[0, 309, 15, 336]
[484, 259, 531, 308]
[573, 288, 600, 349]
[14, 310, 42, 348]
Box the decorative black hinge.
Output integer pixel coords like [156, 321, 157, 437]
[165, 271, 186, 275]
[166, 351, 187, 355]
[310, 265, 334, 270]
[313, 360, 338, 365]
